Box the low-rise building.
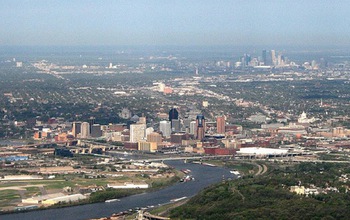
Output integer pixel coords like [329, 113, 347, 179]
[107, 182, 149, 189]
[290, 186, 305, 195]
[41, 194, 87, 205]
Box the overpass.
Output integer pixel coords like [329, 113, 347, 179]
[13, 141, 71, 149]
[114, 155, 233, 164]
[75, 140, 122, 154]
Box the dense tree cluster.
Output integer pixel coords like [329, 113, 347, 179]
[171, 162, 350, 220]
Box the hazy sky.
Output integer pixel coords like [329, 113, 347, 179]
[1, 0, 350, 46]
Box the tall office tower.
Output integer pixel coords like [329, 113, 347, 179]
[241, 54, 251, 67]
[241, 57, 246, 68]
[91, 124, 102, 138]
[276, 52, 285, 66]
[281, 55, 285, 65]
[245, 54, 251, 66]
[196, 115, 206, 140]
[130, 123, 146, 143]
[72, 121, 82, 137]
[169, 108, 179, 122]
[216, 116, 226, 134]
[271, 50, 276, 66]
[183, 118, 191, 133]
[171, 119, 181, 132]
[88, 117, 95, 130]
[159, 120, 171, 138]
[190, 121, 196, 135]
[262, 50, 267, 65]
[80, 122, 90, 138]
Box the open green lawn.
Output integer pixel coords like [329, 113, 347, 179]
[225, 161, 258, 175]
[0, 190, 20, 201]
[0, 169, 181, 210]
[0, 190, 20, 208]
[24, 186, 41, 198]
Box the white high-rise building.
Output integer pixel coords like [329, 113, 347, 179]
[271, 50, 276, 66]
[159, 120, 171, 138]
[130, 124, 146, 143]
[80, 122, 90, 138]
[190, 121, 196, 135]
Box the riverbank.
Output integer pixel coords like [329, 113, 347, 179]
[0, 169, 182, 215]
[0, 160, 234, 220]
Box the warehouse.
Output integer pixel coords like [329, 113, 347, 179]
[42, 194, 87, 205]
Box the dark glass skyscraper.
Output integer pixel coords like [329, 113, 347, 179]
[196, 114, 205, 140]
[169, 108, 179, 121]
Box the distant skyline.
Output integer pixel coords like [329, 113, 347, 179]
[1, 0, 350, 47]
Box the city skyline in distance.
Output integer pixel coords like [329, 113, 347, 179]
[1, 0, 350, 47]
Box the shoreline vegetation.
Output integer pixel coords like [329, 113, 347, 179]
[169, 162, 350, 219]
[0, 171, 181, 216]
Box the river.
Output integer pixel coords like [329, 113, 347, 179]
[1, 160, 234, 220]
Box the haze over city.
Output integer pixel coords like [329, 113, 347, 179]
[1, 0, 350, 46]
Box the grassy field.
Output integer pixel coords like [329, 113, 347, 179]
[0, 190, 21, 208]
[24, 186, 41, 197]
[0, 168, 182, 211]
[0, 190, 20, 201]
[195, 159, 259, 176]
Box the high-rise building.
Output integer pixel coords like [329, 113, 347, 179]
[80, 122, 90, 138]
[196, 115, 205, 140]
[216, 116, 226, 134]
[241, 54, 251, 67]
[72, 121, 82, 137]
[190, 121, 196, 135]
[169, 108, 179, 122]
[91, 124, 102, 138]
[130, 123, 146, 143]
[271, 50, 276, 66]
[88, 117, 95, 130]
[183, 118, 191, 133]
[262, 50, 267, 65]
[159, 120, 171, 138]
[171, 119, 181, 132]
